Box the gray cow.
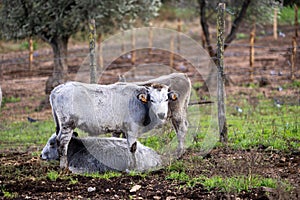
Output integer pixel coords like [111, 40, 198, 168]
[50, 81, 177, 168]
[41, 133, 162, 173]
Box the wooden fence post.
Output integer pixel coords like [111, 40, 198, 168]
[177, 18, 182, 53]
[273, 7, 278, 40]
[170, 35, 174, 70]
[291, 37, 297, 80]
[131, 29, 136, 66]
[29, 37, 33, 71]
[216, 3, 228, 143]
[149, 22, 153, 54]
[89, 19, 97, 84]
[121, 28, 125, 54]
[249, 32, 255, 82]
[97, 33, 103, 71]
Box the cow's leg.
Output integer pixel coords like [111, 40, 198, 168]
[172, 115, 188, 158]
[126, 131, 138, 170]
[57, 121, 74, 168]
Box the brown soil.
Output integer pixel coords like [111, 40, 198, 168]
[1, 148, 299, 200]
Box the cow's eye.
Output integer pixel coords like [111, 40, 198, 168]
[50, 142, 55, 146]
[150, 99, 154, 103]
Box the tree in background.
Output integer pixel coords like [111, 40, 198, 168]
[198, 0, 282, 57]
[0, 0, 161, 94]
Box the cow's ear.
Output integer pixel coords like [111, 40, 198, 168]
[168, 91, 179, 101]
[137, 93, 148, 103]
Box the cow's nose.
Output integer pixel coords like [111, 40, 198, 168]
[158, 113, 166, 120]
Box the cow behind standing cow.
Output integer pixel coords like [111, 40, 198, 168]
[128, 73, 191, 157]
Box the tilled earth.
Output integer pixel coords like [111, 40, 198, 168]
[0, 148, 299, 199]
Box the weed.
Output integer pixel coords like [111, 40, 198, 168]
[187, 175, 284, 193]
[2, 190, 18, 199]
[1, 96, 21, 108]
[166, 171, 190, 182]
[69, 177, 78, 185]
[47, 170, 59, 181]
[83, 171, 122, 180]
[127, 171, 148, 179]
[167, 160, 186, 172]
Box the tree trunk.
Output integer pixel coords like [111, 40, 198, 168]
[224, 0, 251, 50]
[198, 0, 215, 57]
[45, 36, 69, 94]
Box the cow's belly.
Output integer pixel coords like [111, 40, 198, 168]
[76, 111, 126, 136]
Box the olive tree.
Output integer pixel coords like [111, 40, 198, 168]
[0, 0, 161, 93]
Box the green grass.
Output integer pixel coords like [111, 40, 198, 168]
[47, 170, 59, 181]
[226, 99, 299, 151]
[166, 170, 292, 193]
[83, 171, 122, 180]
[0, 120, 55, 151]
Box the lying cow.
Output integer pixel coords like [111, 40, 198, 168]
[50, 81, 177, 168]
[121, 73, 192, 157]
[41, 133, 162, 173]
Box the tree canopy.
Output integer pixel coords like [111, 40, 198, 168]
[0, 0, 161, 95]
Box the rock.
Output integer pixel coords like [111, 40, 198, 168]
[130, 185, 142, 193]
[87, 187, 96, 192]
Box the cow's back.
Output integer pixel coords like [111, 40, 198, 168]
[50, 82, 148, 135]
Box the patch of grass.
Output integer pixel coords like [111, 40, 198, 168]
[0, 120, 55, 151]
[291, 80, 300, 88]
[127, 171, 148, 179]
[83, 171, 122, 180]
[165, 169, 286, 194]
[1, 96, 21, 108]
[166, 171, 190, 182]
[226, 99, 300, 151]
[69, 177, 78, 185]
[47, 170, 59, 181]
[236, 33, 248, 39]
[167, 160, 187, 172]
[2, 190, 18, 199]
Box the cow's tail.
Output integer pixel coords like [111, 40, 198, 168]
[49, 94, 60, 135]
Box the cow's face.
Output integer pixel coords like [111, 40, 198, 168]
[40, 133, 59, 160]
[138, 84, 178, 122]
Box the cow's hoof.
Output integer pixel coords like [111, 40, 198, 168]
[176, 148, 185, 159]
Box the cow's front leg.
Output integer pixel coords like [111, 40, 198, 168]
[126, 131, 138, 170]
[57, 124, 73, 168]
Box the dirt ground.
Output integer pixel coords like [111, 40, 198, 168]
[0, 148, 299, 199]
[0, 24, 299, 199]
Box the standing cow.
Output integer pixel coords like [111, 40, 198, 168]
[50, 81, 178, 168]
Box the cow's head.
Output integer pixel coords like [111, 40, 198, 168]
[138, 83, 178, 123]
[40, 133, 59, 160]
[41, 132, 78, 161]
